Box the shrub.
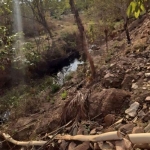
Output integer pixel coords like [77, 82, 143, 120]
[61, 90, 67, 100]
[51, 84, 60, 93]
[60, 32, 77, 52]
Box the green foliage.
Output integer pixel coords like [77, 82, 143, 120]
[61, 90, 67, 100]
[61, 32, 77, 50]
[127, 0, 147, 18]
[51, 84, 60, 93]
[87, 21, 96, 43]
[24, 42, 41, 65]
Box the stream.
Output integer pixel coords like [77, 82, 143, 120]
[56, 44, 96, 85]
[57, 58, 84, 85]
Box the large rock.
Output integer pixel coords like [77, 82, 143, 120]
[121, 74, 135, 90]
[89, 88, 130, 117]
[102, 64, 125, 88]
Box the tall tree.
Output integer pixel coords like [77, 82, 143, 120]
[69, 0, 96, 78]
[24, 0, 53, 39]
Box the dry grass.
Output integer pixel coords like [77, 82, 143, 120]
[60, 90, 90, 125]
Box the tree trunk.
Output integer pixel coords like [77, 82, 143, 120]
[124, 17, 131, 44]
[69, 0, 96, 78]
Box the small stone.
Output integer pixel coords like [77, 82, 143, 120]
[104, 114, 115, 126]
[132, 127, 144, 133]
[138, 110, 146, 118]
[125, 102, 140, 117]
[125, 69, 131, 73]
[90, 128, 96, 135]
[74, 142, 90, 150]
[143, 103, 148, 110]
[119, 123, 135, 134]
[68, 142, 76, 150]
[98, 141, 114, 150]
[132, 83, 138, 89]
[145, 96, 150, 101]
[144, 123, 150, 133]
[115, 138, 132, 150]
[103, 127, 115, 133]
[94, 143, 99, 150]
[142, 87, 147, 90]
[137, 72, 143, 77]
[95, 126, 103, 131]
[145, 73, 150, 78]
[104, 73, 114, 79]
[142, 112, 150, 122]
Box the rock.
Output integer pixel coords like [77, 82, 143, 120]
[73, 142, 90, 150]
[137, 72, 144, 77]
[145, 96, 150, 101]
[132, 127, 144, 133]
[144, 123, 150, 133]
[119, 123, 135, 134]
[145, 73, 150, 78]
[143, 103, 148, 110]
[90, 128, 97, 135]
[134, 143, 150, 149]
[115, 138, 132, 150]
[60, 140, 68, 150]
[104, 73, 114, 78]
[104, 114, 115, 126]
[103, 127, 115, 133]
[121, 74, 134, 90]
[132, 83, 138, 89]
[125, 102, 140, 117]
[89, 88, 130, 117]
[102, 64, 125, 88]
[98, 141, 114, 150]
[94, 143, 100, 150]
[68, 142, 76, 150]
[142, 112, 150, 122]
[138, 110, 146, 118]
[95, 126, 103, 132]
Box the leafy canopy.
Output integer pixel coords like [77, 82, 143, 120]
[127, 0, 147, 18]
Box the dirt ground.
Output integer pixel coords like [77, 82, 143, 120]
[0, 14, 150, 150]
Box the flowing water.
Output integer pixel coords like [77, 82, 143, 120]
[57, 58, 84, 85]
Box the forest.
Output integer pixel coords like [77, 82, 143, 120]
[0, 0, 150, 149]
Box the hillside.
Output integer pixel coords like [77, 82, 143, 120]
[0, 13, 150, 150]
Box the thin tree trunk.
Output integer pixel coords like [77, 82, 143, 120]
[124, 17, 131, 44]
[69, 0, 96, 78]
[104, 28, 108, 52]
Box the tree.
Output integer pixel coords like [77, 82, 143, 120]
[23, 0, 53, 39]
[69, 0, 96, 78]
[127, 0, 149, 18]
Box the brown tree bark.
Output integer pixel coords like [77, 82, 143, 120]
[124, 17, 131, 44]
[69, 0, 96, 78]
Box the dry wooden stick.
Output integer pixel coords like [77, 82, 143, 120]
[55, 131, 123, 142]
[128, 133, 150, 144]
[1, 131, 122, 147]
[2, 133, 46, 146]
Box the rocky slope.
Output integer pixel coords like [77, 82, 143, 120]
[0, 14, 150, 150]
